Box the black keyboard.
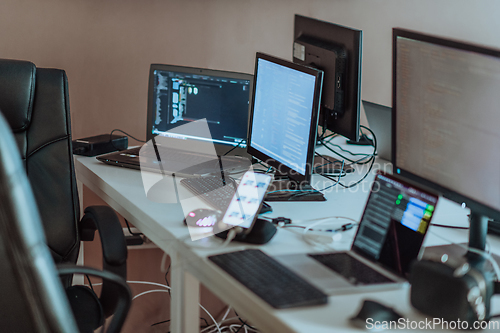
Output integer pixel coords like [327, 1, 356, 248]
[309, 252, 394, 285]
[180, 176, 237, 211]
[209, 249, 328, 309]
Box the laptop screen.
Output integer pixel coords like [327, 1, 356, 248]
[352, 172, 439, 276]
[147, 64, 253, 147]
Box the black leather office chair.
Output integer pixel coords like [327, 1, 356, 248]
[0, 111, 131, 332]
[0, 59, 131, 332]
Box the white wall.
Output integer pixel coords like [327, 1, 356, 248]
[1, 0, 500, 139]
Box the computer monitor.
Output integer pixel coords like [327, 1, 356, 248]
[146, 64, 253, 155]
[247, 52, 324, 198]
[392, 28, 500, 254]
[293, 14, 362, 143]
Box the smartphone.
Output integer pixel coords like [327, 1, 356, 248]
[221, 171, 272, 235]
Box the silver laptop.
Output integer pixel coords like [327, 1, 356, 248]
[363, 100, 392, 161]
[275, 171, 439, 295]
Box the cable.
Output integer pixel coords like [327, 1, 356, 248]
[328, 142, 374, 157]
[88, 280, 172, 290]
[314, 152, 348, 176]
[127, 280, 171, 290]
[85, 274, 94, 292]
[108, 128, 146, 152]
[223, 139, 246, 156]
[199, 303, 222, 333]
[200, 317, 239, 333]
[315, 159, 345, 192]
[200, 317, 256, 333]
[124, 218, 142, 236]
[164, 264, 171, 296]
[281, 222, 356, 233]
[430, 223, 469, 230]
[288, 215, 359, 225]
[220, 305, 232, 323]
[233, 310, 256, 332]
[320, 125, 377, 166]
[151, 319, 170, 327]
[133, 289, 170, 300]
[335, 126, 377, 189]
[110, 129, 146, 144]
[121, 278, 225, 332]
[301, 217, 360, 249]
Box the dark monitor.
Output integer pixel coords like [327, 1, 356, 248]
[146, 64, 252, 154]
[392, 28, 500, 253]
[293, 14, 362, 142]
[247, 52, 323, 197]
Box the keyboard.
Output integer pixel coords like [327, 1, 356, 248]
[309, 252, 393, 285]
[180, 175, 237, 211]
[208, 249, 328, 309]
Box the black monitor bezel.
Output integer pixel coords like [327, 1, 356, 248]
[247, 52, 323, 184]
[293, 14, 362, 142]
[392, 28, 500, 222]
[146, 63, 253, 142]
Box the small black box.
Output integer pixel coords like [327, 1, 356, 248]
[72, 134, 128, 157]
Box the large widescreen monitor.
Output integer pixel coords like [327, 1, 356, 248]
[392, 28, 500, 253]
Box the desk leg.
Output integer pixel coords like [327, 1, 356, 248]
[170, 251, 200, 333]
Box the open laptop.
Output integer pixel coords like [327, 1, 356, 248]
[363, 100, 392, 161]
[275, 171, 439, 295]
[97, 64, 253, 176]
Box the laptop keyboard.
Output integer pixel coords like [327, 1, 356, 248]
[309, 252, 393, 285]
[180, 176, 237, 211]
[209, 249, 328, 309]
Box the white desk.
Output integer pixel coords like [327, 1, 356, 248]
[75, 149, 500, 333]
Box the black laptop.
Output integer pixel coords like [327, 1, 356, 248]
[97, 64, 253, 176]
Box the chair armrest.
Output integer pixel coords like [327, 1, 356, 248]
[57, 264, 131, 333]
[80, 206, 127, 317]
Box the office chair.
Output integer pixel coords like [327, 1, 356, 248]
[0, 59, 131, 332]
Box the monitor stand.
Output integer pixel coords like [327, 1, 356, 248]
[346, 133, 373, 146]
[265, 174, 326, 202]
[424, 214, 492, 269]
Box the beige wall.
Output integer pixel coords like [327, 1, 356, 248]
[2, 0, 500, 143]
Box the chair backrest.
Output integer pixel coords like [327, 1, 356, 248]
[0, 59, 80, 284]
[0, 111, 79, 332]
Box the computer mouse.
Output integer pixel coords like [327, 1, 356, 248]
[349, 300, 402, 330]
[183, 208, 222, 227]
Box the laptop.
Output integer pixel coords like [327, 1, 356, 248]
[363, 100, 392, 161]
[97, 64, 253, 176]
[274, 171, 439, 295]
